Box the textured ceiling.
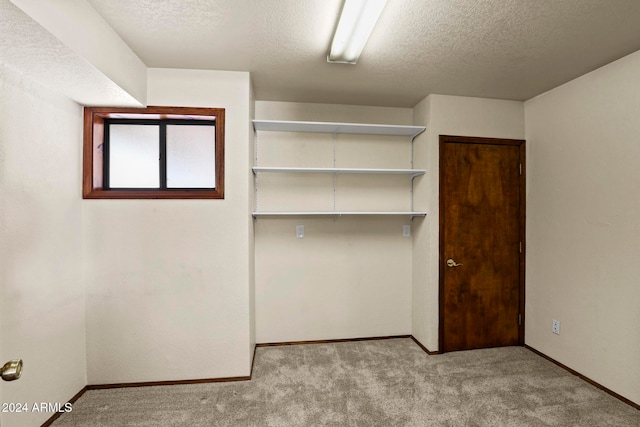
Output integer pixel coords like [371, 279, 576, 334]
[76, 0, 640, 106]
[0, 0, 141, 106]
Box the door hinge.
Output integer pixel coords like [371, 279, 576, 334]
[518, 314, 522, 326]
[519, 163, 522, 175]
[519, 241, 523, 253]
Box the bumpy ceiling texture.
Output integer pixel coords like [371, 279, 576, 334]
[21, 0, 640, 107]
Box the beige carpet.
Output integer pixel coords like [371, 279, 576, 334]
[53, 339, 639, 426]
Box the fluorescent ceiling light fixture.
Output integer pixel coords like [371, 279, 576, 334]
[328, 0, 388, 64]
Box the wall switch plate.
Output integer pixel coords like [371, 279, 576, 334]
[403, 225, 411, 237]
[296, 225, 304, 238]
[552, 319, 560, 335]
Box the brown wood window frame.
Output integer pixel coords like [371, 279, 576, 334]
[83, 106, 225, 199]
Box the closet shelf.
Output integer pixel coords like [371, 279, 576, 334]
[253, 120, 426, 139]
[252, 167, 426, 176]
[252, 119, 427, 219]
[252, 211, 428, 218]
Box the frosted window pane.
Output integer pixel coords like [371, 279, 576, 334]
[109, 125, 159, 188]
[166, 125, 216, 188]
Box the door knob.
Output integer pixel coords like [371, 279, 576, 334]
[446, 258, 463, 267]
[1, 359, 23, 381]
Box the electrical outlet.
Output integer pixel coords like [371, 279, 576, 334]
[552, 319, 560, 335]
[403, 225, 411, 237]
[296, 225, 304, 238]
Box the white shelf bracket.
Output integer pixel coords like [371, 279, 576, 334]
[332, 132, 337, 213]
[254, 128, 259, 215]
[410, 135, 415, 215]
[410, 213, 419, 221]
[410, 136, 415, 169]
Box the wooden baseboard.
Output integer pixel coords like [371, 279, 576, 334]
[41, 386, 87, 427]
[86, 347, 259, 391]
[86, 375, 251, 390]
[249, 343, 257, 377]
[256, 334, 412, 347]
[525, 345, 639, 410]
[410, 336, 440, 355]
[255, 334, 442, 355]
[40, 335, 433, 426]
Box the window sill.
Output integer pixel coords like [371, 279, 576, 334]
[83, 189, 224, 199]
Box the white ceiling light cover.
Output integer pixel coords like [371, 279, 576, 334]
[328, 0, 387, 64]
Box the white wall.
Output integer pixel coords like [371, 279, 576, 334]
[254, 101, 415, 343]
[83, 68, 254, 384]
[0, 65, 86, 427]
[411, 94, 525, 351]
[525, 50, 640, 405]
[248, 81, 256, 356]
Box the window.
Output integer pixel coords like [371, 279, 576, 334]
[83, 106, 224, 199]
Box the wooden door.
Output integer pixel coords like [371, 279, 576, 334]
[439, 135, 525, 352]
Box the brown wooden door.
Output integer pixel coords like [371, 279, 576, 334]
[439, 135, 525, 352]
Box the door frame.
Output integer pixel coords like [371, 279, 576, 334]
[438, 135, 526, 352]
